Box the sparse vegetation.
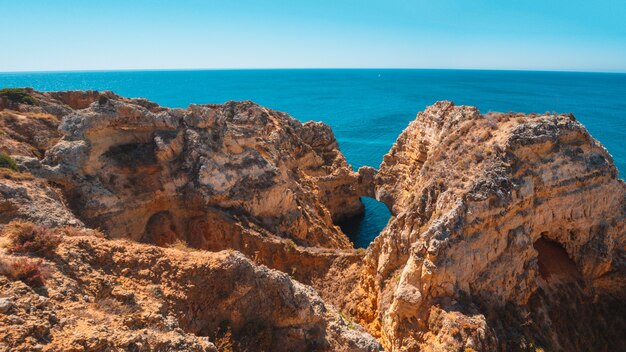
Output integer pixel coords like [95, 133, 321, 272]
[0, 152, 17, 171]
[0, 256, 49, 287]
[339, 311, 355, 330]
[284, 239, 296, 252]
[95, 297, 139, 315]
[0, 88, 38, 105]
[213, 325, 235, 352]
[3, 220, 61, 258]
[167, 239, 197, 252]
[56, 225, 106, 238]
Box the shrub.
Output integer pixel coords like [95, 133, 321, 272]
[3, 221, 61, 258]
[339, 311, 355, 330]
[0, 257, 49, 288]
[0, 88, 38, 105]
[56, 225, 105, 238]
[284, 239, 296, 252]
[0, 152, 17, 171]
[167, 239, 196, 252]
[213, 325, 235, 352]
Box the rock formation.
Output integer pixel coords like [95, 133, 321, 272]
[0, 231, 380, 352]
[346, 101, 626, 351]
[27, 91, 369, 249]
[1, 89, 624, 351]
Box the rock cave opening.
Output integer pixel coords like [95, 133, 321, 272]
[101, 142, 157, 168]
[338, 197, 391, 248]
[533, 234, 580, 282]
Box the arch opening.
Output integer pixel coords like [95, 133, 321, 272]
[337, 197, 391, 248]
[533, 234, 580, 283]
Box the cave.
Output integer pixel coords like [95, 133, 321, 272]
[338, 197, 391, 248]
[533, 235, 580, 282]
[101, 142, 157, 168]
[141, 211, 181, 246]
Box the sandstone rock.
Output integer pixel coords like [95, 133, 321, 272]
[0, 297, 13, 314]
[1, 91, 624, 351]
[0, 233, 380, 351]
[346, 101, 626, 351]
[17, 92, 366, 249]
[0, 170, 82, 227]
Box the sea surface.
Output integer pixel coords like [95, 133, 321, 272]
[1, 69, 624, 247]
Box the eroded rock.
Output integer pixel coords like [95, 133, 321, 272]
[14, 92, 368, 249]
[346, 101, 626, 351]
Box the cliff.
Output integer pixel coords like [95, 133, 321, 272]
[1, 89, 624, 351]
[346, 101, 625, 351]
[0, 227, 379, 352]
[18, 90, 369, 249]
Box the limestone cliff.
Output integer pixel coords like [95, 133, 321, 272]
[1, 89, 624, 352]
[346, 101, 626, 351]
[0, 228, 380, 352]
[9, 90, 367, 249]
[0, 89, 380, 351]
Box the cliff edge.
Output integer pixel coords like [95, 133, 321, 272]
[1, 89, 624, 351]
[346, 101, 625, 351]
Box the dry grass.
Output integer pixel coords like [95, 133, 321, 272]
[339, 311, 356, 330]
[2, 220, 61, 258]
[56, 225, 106, 238]
[0, 256, 50, 287]
[0, 151, 17, 171]
[167, 239, 197, 252]
[284, 239, 296, 252]
[0, 168, 34, 180]
[213, 326, 235, 352]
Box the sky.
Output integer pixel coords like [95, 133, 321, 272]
[1, 0, 625, 72]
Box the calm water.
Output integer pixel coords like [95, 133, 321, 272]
[1, 69, 624, 247]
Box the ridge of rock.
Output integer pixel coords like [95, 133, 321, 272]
[345, 101, 625, 351]
[1, 90, 624, 351]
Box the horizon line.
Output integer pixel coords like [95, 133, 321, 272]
[1, 67, 626, 75]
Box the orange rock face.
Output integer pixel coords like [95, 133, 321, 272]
[15, 91, 366, 249]
[346, 101, 625, 351]
[1, 91, 624, 351]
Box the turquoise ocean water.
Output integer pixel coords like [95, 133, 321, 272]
[1, 69, 624, 247]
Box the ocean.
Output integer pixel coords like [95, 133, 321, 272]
[1, 69, 624, 247]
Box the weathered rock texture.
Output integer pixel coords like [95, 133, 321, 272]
[15, 90, 366, 249]
[1, 90, 625, 352]
[0, 89, 381, 352]
[0, 232, 380, 352]
[346, 101, 626, 351]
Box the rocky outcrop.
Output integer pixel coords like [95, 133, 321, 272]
[0, 170, 82, 228]
[1, 90, 624, 351]
[0, 231, 380, 352]
[0, 89, 381, 351]
[10, 91, 366, 249]
[346, 101, 626, 351]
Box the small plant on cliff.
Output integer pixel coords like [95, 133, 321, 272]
[0, 257, 49, 288]
[284, 239, 296, 252]
[212, 324, 235, 352]
[3, 221, 61, 258]
[0, 88, 37, 105]
[56, 225, 106, 238]
[0, 152, 17, 171]
[339, 311, 355, 330]
[167, 239, 196, 252]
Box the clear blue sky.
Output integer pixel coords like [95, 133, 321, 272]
[2, 0, 625, 72]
